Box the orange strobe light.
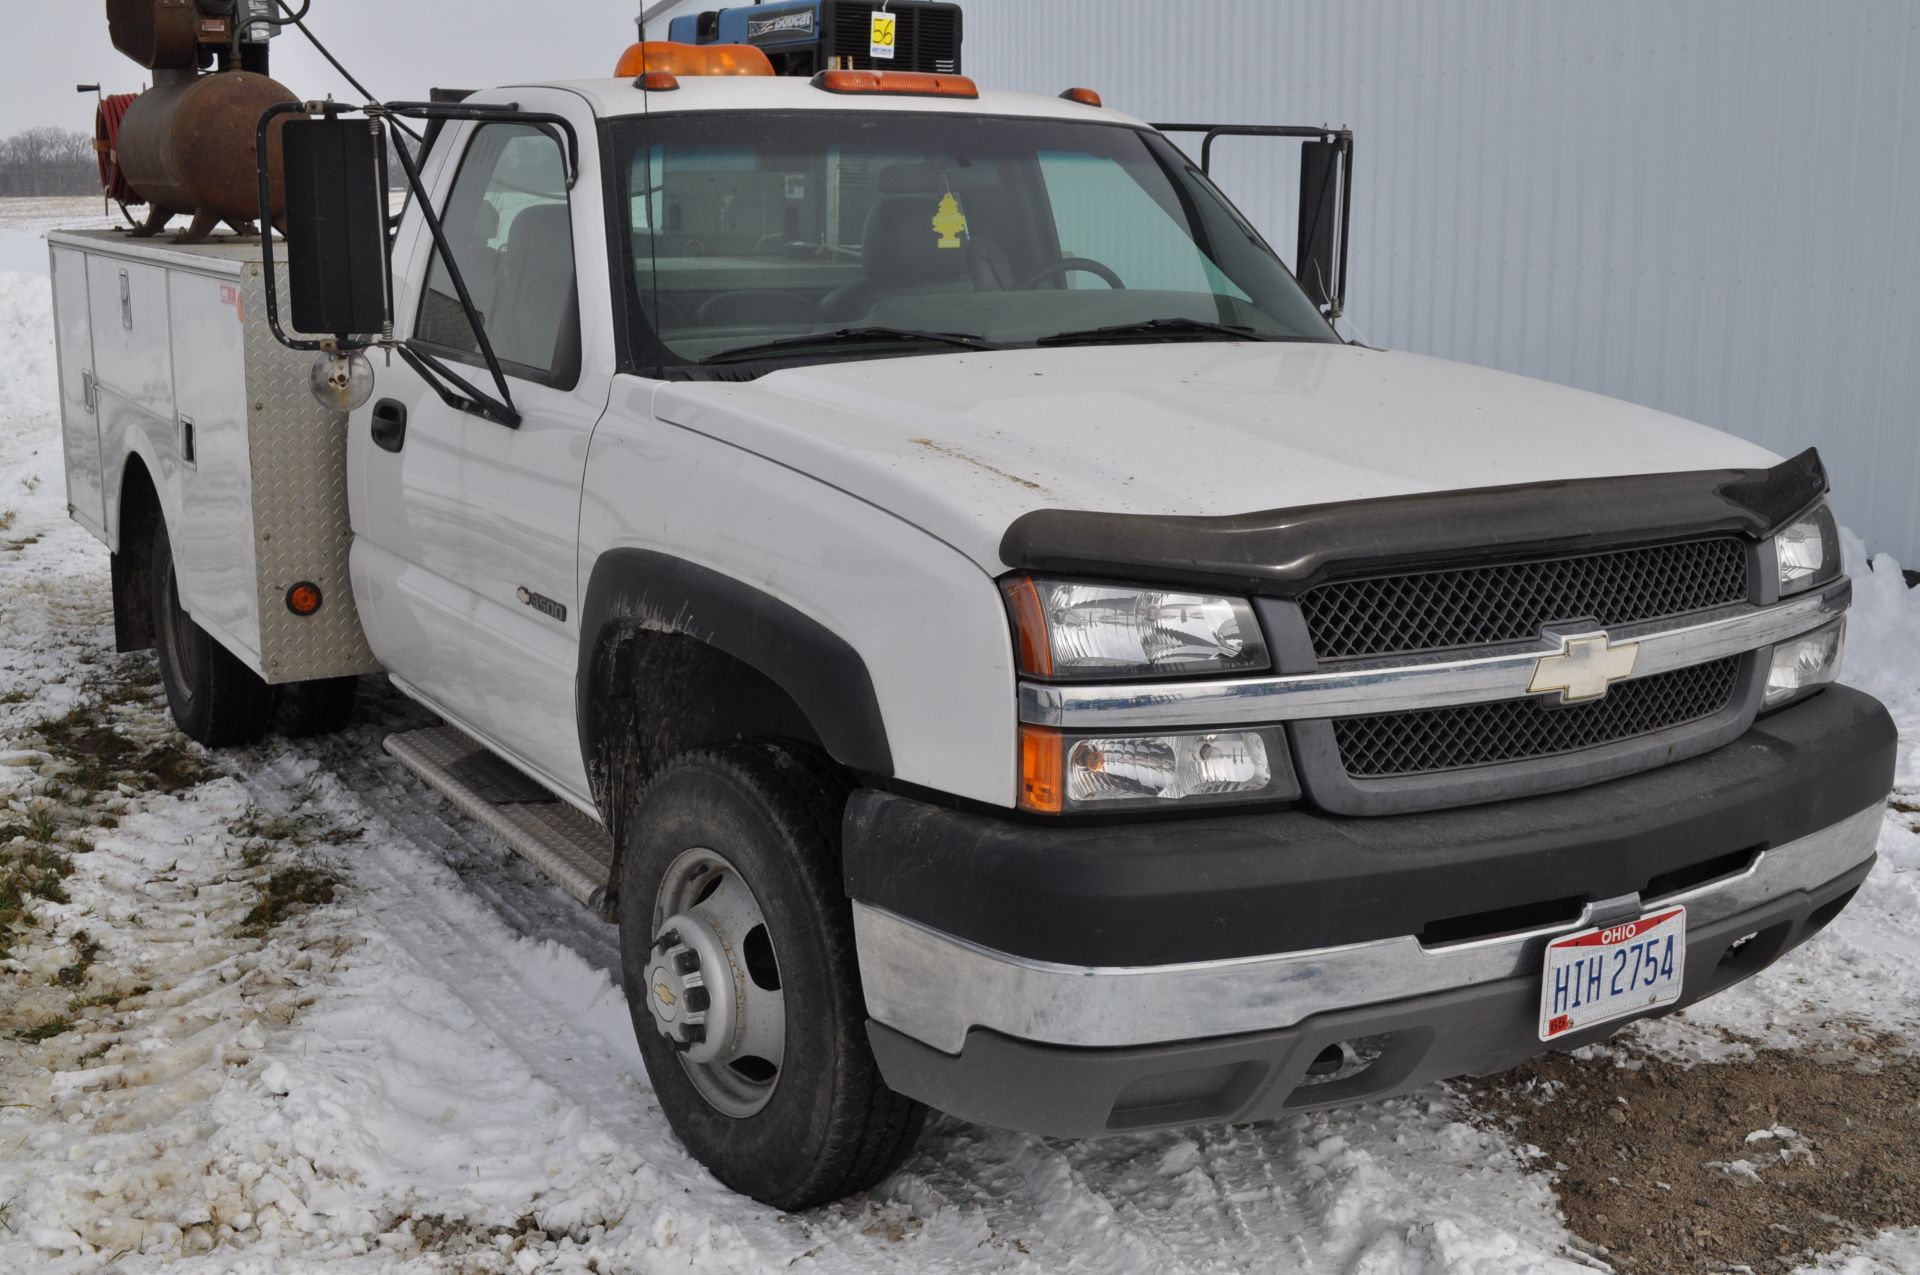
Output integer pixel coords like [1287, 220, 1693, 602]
[615, 41, 775, 79]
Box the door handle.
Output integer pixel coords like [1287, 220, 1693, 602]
[371, 399, 408, 453]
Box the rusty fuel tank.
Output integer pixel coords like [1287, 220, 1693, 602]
[116, 69, 298, 243]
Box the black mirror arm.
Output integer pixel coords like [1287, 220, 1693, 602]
[383, 102, 580, 189]
[394, 343, 521, 428]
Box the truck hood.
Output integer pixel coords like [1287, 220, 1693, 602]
[651, 342, 1782, 574]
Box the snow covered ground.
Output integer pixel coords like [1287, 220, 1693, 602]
[0, 197, 1916, 1274]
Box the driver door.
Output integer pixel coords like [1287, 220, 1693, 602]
[350, 114, 603, 800]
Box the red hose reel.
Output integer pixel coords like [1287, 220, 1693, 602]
[94, 92, 145, 206]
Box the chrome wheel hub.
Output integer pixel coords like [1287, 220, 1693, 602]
[646, 914, 728, 1062]
[648, 847, 786, 1118]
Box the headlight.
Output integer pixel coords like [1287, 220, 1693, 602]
[1773, 502, 1840, 596]
[1019, 725, 1296, 813]
[1002, 578, 1270, 680]
[1763, 618, 1846, 709]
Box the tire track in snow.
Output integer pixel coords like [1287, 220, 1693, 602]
[240, 720, 1299, 1274]
[232, 741, 1042, 1272]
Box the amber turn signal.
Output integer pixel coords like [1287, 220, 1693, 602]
[1018, 725, 1065, 814]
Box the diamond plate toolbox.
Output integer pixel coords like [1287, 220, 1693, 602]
[51, 230, 381, 685]
[237, 256, 382, 682]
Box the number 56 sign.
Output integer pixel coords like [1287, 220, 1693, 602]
[870, 10, 896, 59]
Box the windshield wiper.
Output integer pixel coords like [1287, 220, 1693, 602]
[1036, 318, 1297, 347]
[700, 326, 1003, 365]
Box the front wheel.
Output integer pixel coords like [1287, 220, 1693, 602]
[618, 741, 926, 1209]
[150, 517, 274, 747]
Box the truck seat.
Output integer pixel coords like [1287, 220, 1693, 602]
[490, 203, 576, 371]
[820, 195, 975, 321]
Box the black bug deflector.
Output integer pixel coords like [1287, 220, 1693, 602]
[999, 449, 1829, 596]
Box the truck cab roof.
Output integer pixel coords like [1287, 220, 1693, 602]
[495, 74, 1140, 126]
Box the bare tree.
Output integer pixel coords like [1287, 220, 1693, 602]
[0, 127, 100, 198]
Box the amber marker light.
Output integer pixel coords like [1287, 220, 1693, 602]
[1058, 87, 1103, 108]
[1019, 725, 1065, 814]
[1000, 576, 1054, 678]
[286, 582, 323, 617]
[810, 70, 980, 99]
[637, 71, 680, 92]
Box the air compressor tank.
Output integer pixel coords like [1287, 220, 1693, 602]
[114, 70, 297, 243]
[102, 0, 293, 243]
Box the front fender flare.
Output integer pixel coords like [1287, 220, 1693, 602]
[576, 548, 895, 797]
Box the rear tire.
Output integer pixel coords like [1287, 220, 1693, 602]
[149, 518, 274, 747]
[618, 740, 926, 1210]
[274, 676, 360, 738]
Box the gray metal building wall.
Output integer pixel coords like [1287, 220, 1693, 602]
[956, 0, 1920, 563]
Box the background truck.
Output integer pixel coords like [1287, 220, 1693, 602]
[51, 0, 1895, 1210]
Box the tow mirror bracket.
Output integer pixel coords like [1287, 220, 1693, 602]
[1152, 122, 1354, 321]
[257, 98, 581, 427]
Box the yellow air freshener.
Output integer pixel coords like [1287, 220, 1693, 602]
[932, 192, 968, 249]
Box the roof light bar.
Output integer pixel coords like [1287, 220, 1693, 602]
[810, 70, 979, 99]
[614, 41, 775, 79]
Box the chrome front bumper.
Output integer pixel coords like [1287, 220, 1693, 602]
[854, 802, 1883, 1056]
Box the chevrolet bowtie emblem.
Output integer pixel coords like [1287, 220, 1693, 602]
[1528, 634, 1640, 702]
[654, 982, 678, 1007]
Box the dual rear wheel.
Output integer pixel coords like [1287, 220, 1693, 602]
[149, 518, 358, 746]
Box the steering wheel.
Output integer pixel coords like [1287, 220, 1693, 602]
[1016, 256, 1127, 291]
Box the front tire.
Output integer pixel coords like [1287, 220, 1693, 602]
[618, 741, 926, 1209]
[149, 518, 274, 747]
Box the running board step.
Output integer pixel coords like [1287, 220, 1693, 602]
[383, 726, 613, 909]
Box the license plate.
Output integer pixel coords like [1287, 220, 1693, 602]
[1538, 906, 1686, 1041]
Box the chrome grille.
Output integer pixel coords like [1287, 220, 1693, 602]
[1300, 538, 1751, 662]
[1333, 657, 1743, 778]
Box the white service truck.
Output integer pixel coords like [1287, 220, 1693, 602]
[51, 24, 1895, 1210]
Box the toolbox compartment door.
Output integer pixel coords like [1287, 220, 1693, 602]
[51, 247, 105, 535]
[86, 256, 175, 422]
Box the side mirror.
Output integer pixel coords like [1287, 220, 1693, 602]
[280, 116, 392, 340]
[1296, 138, 1348, 318]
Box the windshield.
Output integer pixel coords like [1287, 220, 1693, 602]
[611, 112, 1337, 374]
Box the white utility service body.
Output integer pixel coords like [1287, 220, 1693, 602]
[48, 232, 377, 683]
[51, 69, 1895, 1208]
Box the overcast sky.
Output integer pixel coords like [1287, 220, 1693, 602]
[1, 0, 711, 140]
